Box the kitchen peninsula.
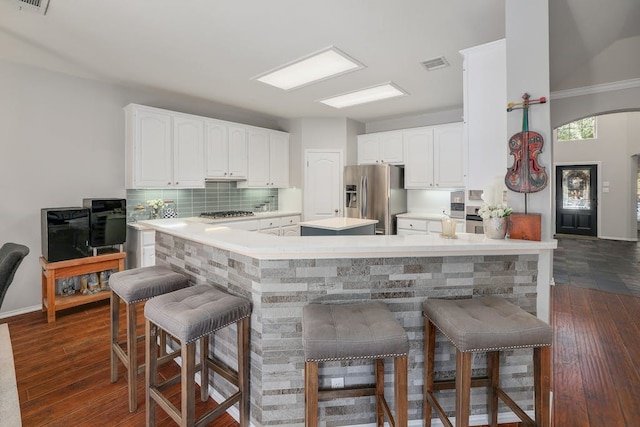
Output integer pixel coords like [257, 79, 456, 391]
[140, 218, 556, 426]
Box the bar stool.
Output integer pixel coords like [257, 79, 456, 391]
[422, 296, 552, 427]
[110, 265, 189, 412]
[302, 301, 409, 427]
[144, 284, 251, 427]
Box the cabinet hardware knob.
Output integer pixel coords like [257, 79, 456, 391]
[230, 172, 233, 175]
[168, 182, 171, 185]
[224, 172, 227, 176]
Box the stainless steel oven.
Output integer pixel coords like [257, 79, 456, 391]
[465, 206, 484, 234]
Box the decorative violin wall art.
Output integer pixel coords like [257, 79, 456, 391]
[505, 93, 548, 212]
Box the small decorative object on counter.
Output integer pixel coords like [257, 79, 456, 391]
[131, 204, 149, 222]
[162, 200, 178, 218]
[478, 203, 513, 239]
[441, 215, 458, 239]
[146, 199, 165, 219]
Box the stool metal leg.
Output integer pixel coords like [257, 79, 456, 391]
[145, 319, 158, 427]
[238, 317, 250, 427]
[535, 346, 551, 427]
[110, 292, 120, 383]
[304, 361, 319, 427]
[487, 351, 499, 427]
[395, 355, 408, 427]
[455, 350, 472, 427]
[375, 359, 384, 427]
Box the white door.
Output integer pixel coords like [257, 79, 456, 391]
[269, 132, 290, 187]
[246, 128, 270, 186]
[304, 150, 343, 221]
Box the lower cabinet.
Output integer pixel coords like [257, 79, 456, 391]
[126, 226, 156, 269]
[257, 215, 301, 236]
[397, 217, 464, 236]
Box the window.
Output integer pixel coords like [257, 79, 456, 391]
[557, 117, 597, 141]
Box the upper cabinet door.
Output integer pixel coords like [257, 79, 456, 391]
[269, 131, 289, 187]
[379, 132, 404, 163]
[357, 135, 381, 164]
[133, 109, 173, 188]
[246, 128, 270, 186]
[357, 132, 404, 164]
[433, 123, 465, 188]
[227, 126, 247, 179]
[173, 116, 205, 188]
[205, 120, 229, 178]
[404, 128, 434, 189]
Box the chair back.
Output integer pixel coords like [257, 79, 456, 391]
[0, 243, 30, 309]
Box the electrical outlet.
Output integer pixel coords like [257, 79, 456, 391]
[330, 377, 344, 389]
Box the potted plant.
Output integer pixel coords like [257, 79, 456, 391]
[478, 203, 513, 239]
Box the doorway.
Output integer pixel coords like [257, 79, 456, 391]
[555, 164, 598, 236]
[304, 150, 343, 221]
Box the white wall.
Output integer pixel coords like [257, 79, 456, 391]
[554, 112, 640, 240]
[0, 59, 283, 316]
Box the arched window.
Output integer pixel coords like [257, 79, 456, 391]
[557, 117, 597, 141]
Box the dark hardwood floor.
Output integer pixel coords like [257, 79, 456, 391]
[5, 301, 236, 427]
[3, 284, 639, 426]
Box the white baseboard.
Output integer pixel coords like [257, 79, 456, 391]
[0, 304, 41, 320]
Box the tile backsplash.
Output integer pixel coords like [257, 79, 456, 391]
[126, 182, 278, 220]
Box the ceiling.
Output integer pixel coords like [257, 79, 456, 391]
[0, 0, 639, 124]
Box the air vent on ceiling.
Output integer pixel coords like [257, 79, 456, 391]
[421, 56, 449, 71]
[13, 0, 49, 14]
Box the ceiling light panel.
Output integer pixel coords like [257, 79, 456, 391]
[254, 46, 364, 91]
[319, 83, 408, 109]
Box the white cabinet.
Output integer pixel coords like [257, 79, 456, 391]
[397, 218, 428, 235]
[404, 128, 434, 188]
[433, 123, 465, 188]
[239, 128, 290, 188]
[125, 104, 204, 189]
[461, 39, 507, 194]
[257, 215, 301, 236]
[205, 121, 247, 180]
[397, 216, 464, 235]
[404, 123, 465, 189]
[357, 132, 404, 164]
[126, 226, 156, 269]
[173, 116, 205, 187]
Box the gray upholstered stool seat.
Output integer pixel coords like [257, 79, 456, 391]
[110, 265, 189, 303]
[302, 301, 409, 427]
[422, 296, 552, 352]
[144, 284, 251, 427]
[109, 266, 189, 412]
[422, 296, 552, 427]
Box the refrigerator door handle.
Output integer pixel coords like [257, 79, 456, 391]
[361, 175, 367, 218]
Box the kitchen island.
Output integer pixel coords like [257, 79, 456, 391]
[140, 218, 556, 426]
[298, 217, 378, 236]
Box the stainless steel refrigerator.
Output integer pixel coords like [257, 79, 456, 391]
[344, 164, 407, 235]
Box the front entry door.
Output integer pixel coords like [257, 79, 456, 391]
[556, 165, 598, 236]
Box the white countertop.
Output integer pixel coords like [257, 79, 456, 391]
[137, 217, 557, 260]
[397, 212, 465, 221]
[128, 211, 301, 230]
[298, 217, 378, 230]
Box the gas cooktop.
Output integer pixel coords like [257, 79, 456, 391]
[200, 210, 255, 219]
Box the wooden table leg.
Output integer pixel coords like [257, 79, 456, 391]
[46, 270, 56, 323]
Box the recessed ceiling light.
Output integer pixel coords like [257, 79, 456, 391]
[318, 83, 408, 109]
[253, 46, 365, 91]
